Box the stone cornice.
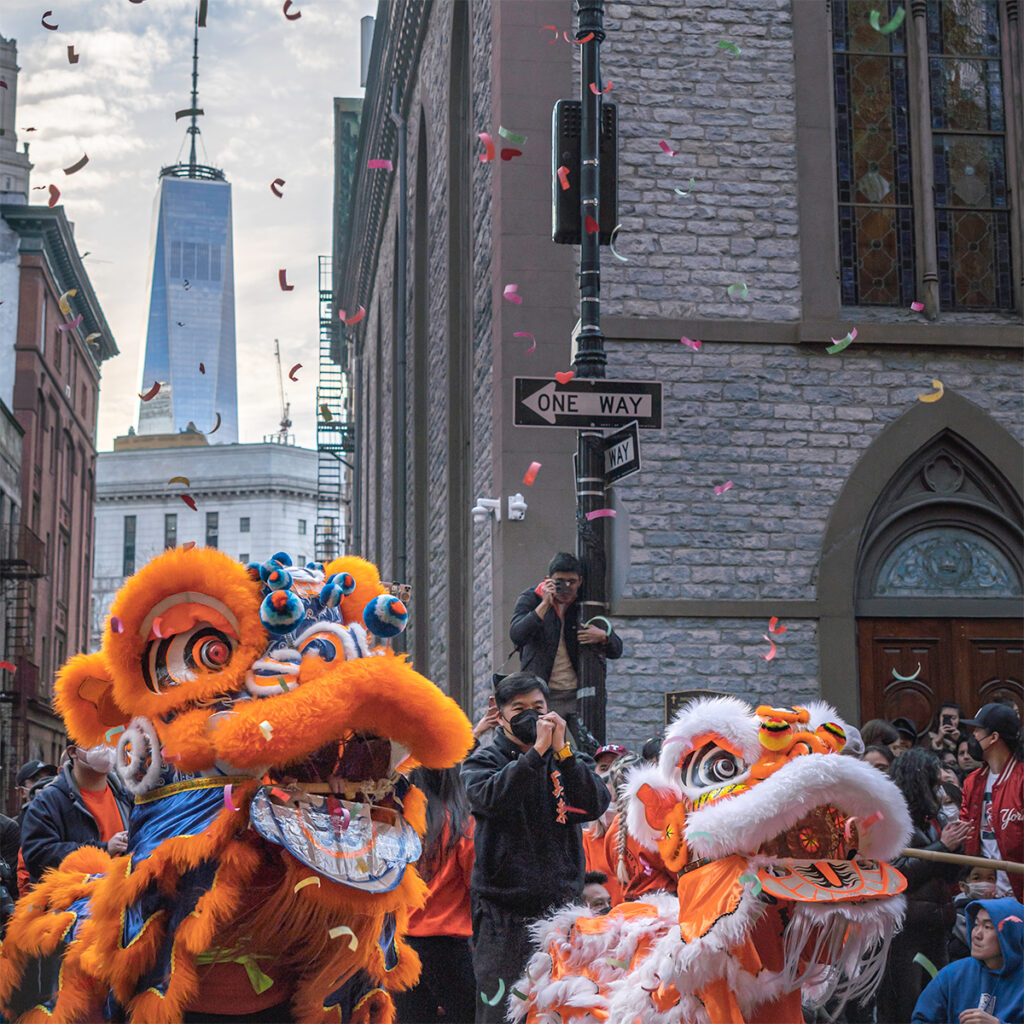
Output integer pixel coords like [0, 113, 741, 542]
[96, 486, 317, 504]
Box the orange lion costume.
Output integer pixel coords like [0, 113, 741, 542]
[510, 697, 912, 1024]
[0, 549, 473, 1024]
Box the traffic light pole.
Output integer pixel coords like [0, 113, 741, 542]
[574, 0, 608, 743]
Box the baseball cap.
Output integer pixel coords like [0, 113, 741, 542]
[594, 744, 629, 761]
[960, 703, 1021, 745]
[16, 760, 58, 788]
[890, 717, 918, 740]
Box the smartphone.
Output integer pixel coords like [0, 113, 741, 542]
[941, 713, 954, 728]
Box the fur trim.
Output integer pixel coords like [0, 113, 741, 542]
[54, 652, 127, 747]
[322, 556, 386, 627]
[623, 764, 682, 852]
[659, 696, 762, 780]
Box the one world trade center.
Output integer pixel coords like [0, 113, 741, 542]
[137, 21, 238, 443]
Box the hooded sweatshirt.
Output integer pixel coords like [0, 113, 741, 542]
[912, 897, 1024, 1023]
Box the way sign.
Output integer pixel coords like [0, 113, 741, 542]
[603, 421, 641, 485]
[513, 377, 662, 429]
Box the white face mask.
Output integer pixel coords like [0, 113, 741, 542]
[78, 744, 117, 775]
[964, 881, 998, 899]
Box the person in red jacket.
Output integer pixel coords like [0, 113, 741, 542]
[959, 703, 1024, 901]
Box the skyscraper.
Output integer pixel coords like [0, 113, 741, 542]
[138, 23, 238, 443]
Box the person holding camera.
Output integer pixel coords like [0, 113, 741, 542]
[929, 702, 963, 755]
[509, 553, 623, 747]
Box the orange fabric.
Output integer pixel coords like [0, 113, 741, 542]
[698, 977, 746, 1024]
[575, 900, 659, 936]
[601, 817, 675, 900]
[16, 848, 28, 897]
[674, 855, 746, 943]
[583, 824, 623, 905]
[406, 820, 474, 938]
[79, 784, 125, 842]
[191, 960, 291, 1016]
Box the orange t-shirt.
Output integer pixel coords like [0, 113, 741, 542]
[79, 784, 125, 842]
[583, 823, 623, 906]
[407, 819, 474, 938]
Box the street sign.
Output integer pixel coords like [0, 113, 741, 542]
[513, 377, 662, 429]
[603, 421, 641, 485]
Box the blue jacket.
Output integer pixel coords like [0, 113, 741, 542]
[20, 765, 132, 883]
[913, 897, 1024, 1023]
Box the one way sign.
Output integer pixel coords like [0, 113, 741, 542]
[513, 377, 663, 429]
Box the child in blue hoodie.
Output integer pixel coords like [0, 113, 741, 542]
[913, 897, 1023, 1024]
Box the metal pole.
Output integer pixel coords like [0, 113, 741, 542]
[574, 0, 607, 743]
[390, 85, 408, 597]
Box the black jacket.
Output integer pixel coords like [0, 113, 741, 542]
[21, 765, 132, 883]
[509, 587, 623, 684]
[461, 730, 610, 914]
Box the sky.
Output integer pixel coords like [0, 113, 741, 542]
[3, 0, 375, 451]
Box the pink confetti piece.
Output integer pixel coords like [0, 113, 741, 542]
[513, 331, 536, 354]
[224, 785, 240, 811]
[862, 811, 884, 828]
[339, 305, 366, 325]
[557, 165, 570, 190]
[503, 283, 522, 304]
[844, 816, 859, 842]
[367, 159, 393, 171]
[523, 461, 542, 486]
[585, 509, 616, 521]
[329, 803, 351, 830]
[152, 617, 165, 639]
[768, 616, 787, 635]
[760, 635, 777, 662]
[638, 854, 652, 876]
[680, 337, 701, 351]
[714, 481, 733, 496]
[589, 81, 613, 95]
[659, 140, 678, 156]
[57, 315, 83, 332]
[910, 301, 924, 312]
[110, 616, 124, 633]
[478, 132, 495, 162]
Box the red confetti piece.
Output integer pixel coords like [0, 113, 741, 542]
[48, 184, 60, 207]
[760, 635, 777, 662]
[768, 616, 787, 635]
[554, 370, 574, 384]
[152, 617, 165, 638]
[500, 148, 522, 161]
[288, 362, 301, 381]
[503, 283, 522, 304]
[478, 132, 495, 162]
[999, 915, 1022, 931]
[63, 153, 89, 175]
[139, 381, 161, 401]
[208, 412, 222, 434]
[586, 509, 616, 521]
[564, 31, 595, 43]
[57, 314, 83, 331]
[523, 461, 542, 486]
[0, 81, 6, 89]
[585, 214, 600, 234]
[180, 494, 198, 511]
[67, 45, 79, 64]
[199, 362, 205, 374]
[0, 660, 16, 673]
[41, 11, 59, 30]
[563, 804, 587, 814]
[110, 616, 123, 633]
[282, 0, 301, 19]
[183, 541, 196, 551]
[680, 337, 701, 350]
[910, 301, 924, 312]
[513, 331, 536, 354]
[862, 811, 884, 828]
[278, 269, 294, 291]
[589, 81, 613, 95]
[557, 165, 570, 190]
[714, 481, 733, 496]
[270, 178, 285, 197]
[367, 158, 393, 170]
[339, 305, 366, 325]
[659, 140, 679, 156]
[541, 24, 558, 42]
[271, 787, 290, 801]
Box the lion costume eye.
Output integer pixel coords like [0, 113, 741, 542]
[683, 742, 746, 789]
[142, 624, 236, 694]
[295, 621, 369, 664]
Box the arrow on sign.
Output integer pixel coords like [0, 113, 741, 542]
[522, 382, 654, 424]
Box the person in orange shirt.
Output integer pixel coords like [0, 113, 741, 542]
[583, 747, 632, 907]
[393, 765, 476, 1024]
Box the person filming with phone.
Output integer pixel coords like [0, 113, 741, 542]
[509, 553, 623, 747]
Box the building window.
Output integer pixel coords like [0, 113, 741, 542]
[123, 515, 136, 577]
[205, 511, 218, 549]
[239, 516, 250, 533]
[298, 519, 307, 535]
[239, 553, 249, 564]
[297, 555, 307, 567]
[832, 0, 1014, 310]
[165, 513, 177, 549]
[58, 530, 70, 606]
[54, 631, 66, 681]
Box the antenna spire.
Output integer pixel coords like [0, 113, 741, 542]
[187, 11, 200, 176]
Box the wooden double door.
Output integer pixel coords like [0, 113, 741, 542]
[858, 618, 1024, 738]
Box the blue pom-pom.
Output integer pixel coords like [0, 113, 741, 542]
[270, 551, 293, 567]
[259, 589, 305, 634]
[263, 566, 293, 591]
[319, 582, 344, 608]
[327, 572, 356, 596]
[363, 595, 408, 638]
[244, 561, 262, 580]
[306, 561, 324, 572]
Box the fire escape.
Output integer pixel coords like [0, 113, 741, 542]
[315, 255, 354, 562]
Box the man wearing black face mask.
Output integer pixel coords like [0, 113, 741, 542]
[461, 672, 611, 1023]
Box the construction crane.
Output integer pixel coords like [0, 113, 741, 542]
[274, 338, 292, 441]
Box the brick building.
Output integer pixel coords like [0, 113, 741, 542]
[335, 0, 1023, 746]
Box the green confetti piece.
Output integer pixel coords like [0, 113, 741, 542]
[498, 125, 527, 145]
[606, 957, 629, 969]
[511, 988, 527, 1001]
[870, 7, 905, 34]
[481, 979, 506, 1005]
[717, 40, 741, 56]
[913, 952, 938, 979]
[674, 177, 696, 197]
[727, 282, 748, 299]
[826, 329, 857, 354]
[738, 872, 763, 896]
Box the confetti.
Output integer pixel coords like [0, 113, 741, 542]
[0, 81, 6, 89]
[760, 635, 777, 662]
[182, 541, 195, 551]
[85, 333, 100, 347]
[208, 412, 222, 434]
[48, 184, 60, 207]
[197, 0, 207, 24]
[605, 958, 628, 969]
[481, 980, 506, 1006]
[585, 509, 616, 521]
[585, 214, 600, 235]
[523, 461, 542, 486]
[259, 720, 273, 740]
[498, 125, 527, 145]
[339, 306, 366, 325]
[589, 81, 613, 95]
[680, 337, 701, 351]
[891, 663, 922, 682]
[167, 476, 191, 487]
[57, 315, 82, 332]
[687, 831, 714, 842]
[367, 158, 393, 171]
[500, 148, 522, 161]
[554, 370, 574, 384]
[910, 301, 924, 312]
[67, 45, 79, 64]
[174, 108, 205, 122]
[139, 381, 161, 402]
[180, 494, 198, 511]
[320, 404, 333, 422]
[564, 31, 595, 44]
[513, 331, 536, 354]
[557, 165, 570, 190]
[738, 872, 763, 895]
[270, 178, 286, 197]
[861, 811, 884, 828]
[270, 787, 290, 801]
[478, 132, 495, 162]
[768, 617, 787, 635]
[714, 481, 733, 495]
[717, 40, 742, 56]
[912, 952, 938, 979]
[511, 988, 527, 1001]
[999, 916, 1022, 931]
[638, 854, 653, 876]
[110, 616, 124, 633]
[152, 617, 165, 639]
[609, 224, 629, 262]
[674, 178, 696, 197]
[0, 661, 17, 673]
[278, 269, 294, 291]
[659, 141, 679, 156]
[282, 0, 301, 19]
[199, 362, 205, 374]
[41, 11, 58, 30]
[727, 282, 748, 299]
[328, 925, 358, 949]
[224, 785, 240, 811]
[105, 725, 125, 743]
[870, 7, 906, 34]
[63, 154, 89, 175]
[503, 283, 522, 304]
[293, 876, 321, 893]
[58, 288, 77, 314]
[327, 799, 351, 830]
[541, 24, 558, 43]
[918, 379, 944, 403]
[826, 328, 857, 354]
[288, 363, 301, 381]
